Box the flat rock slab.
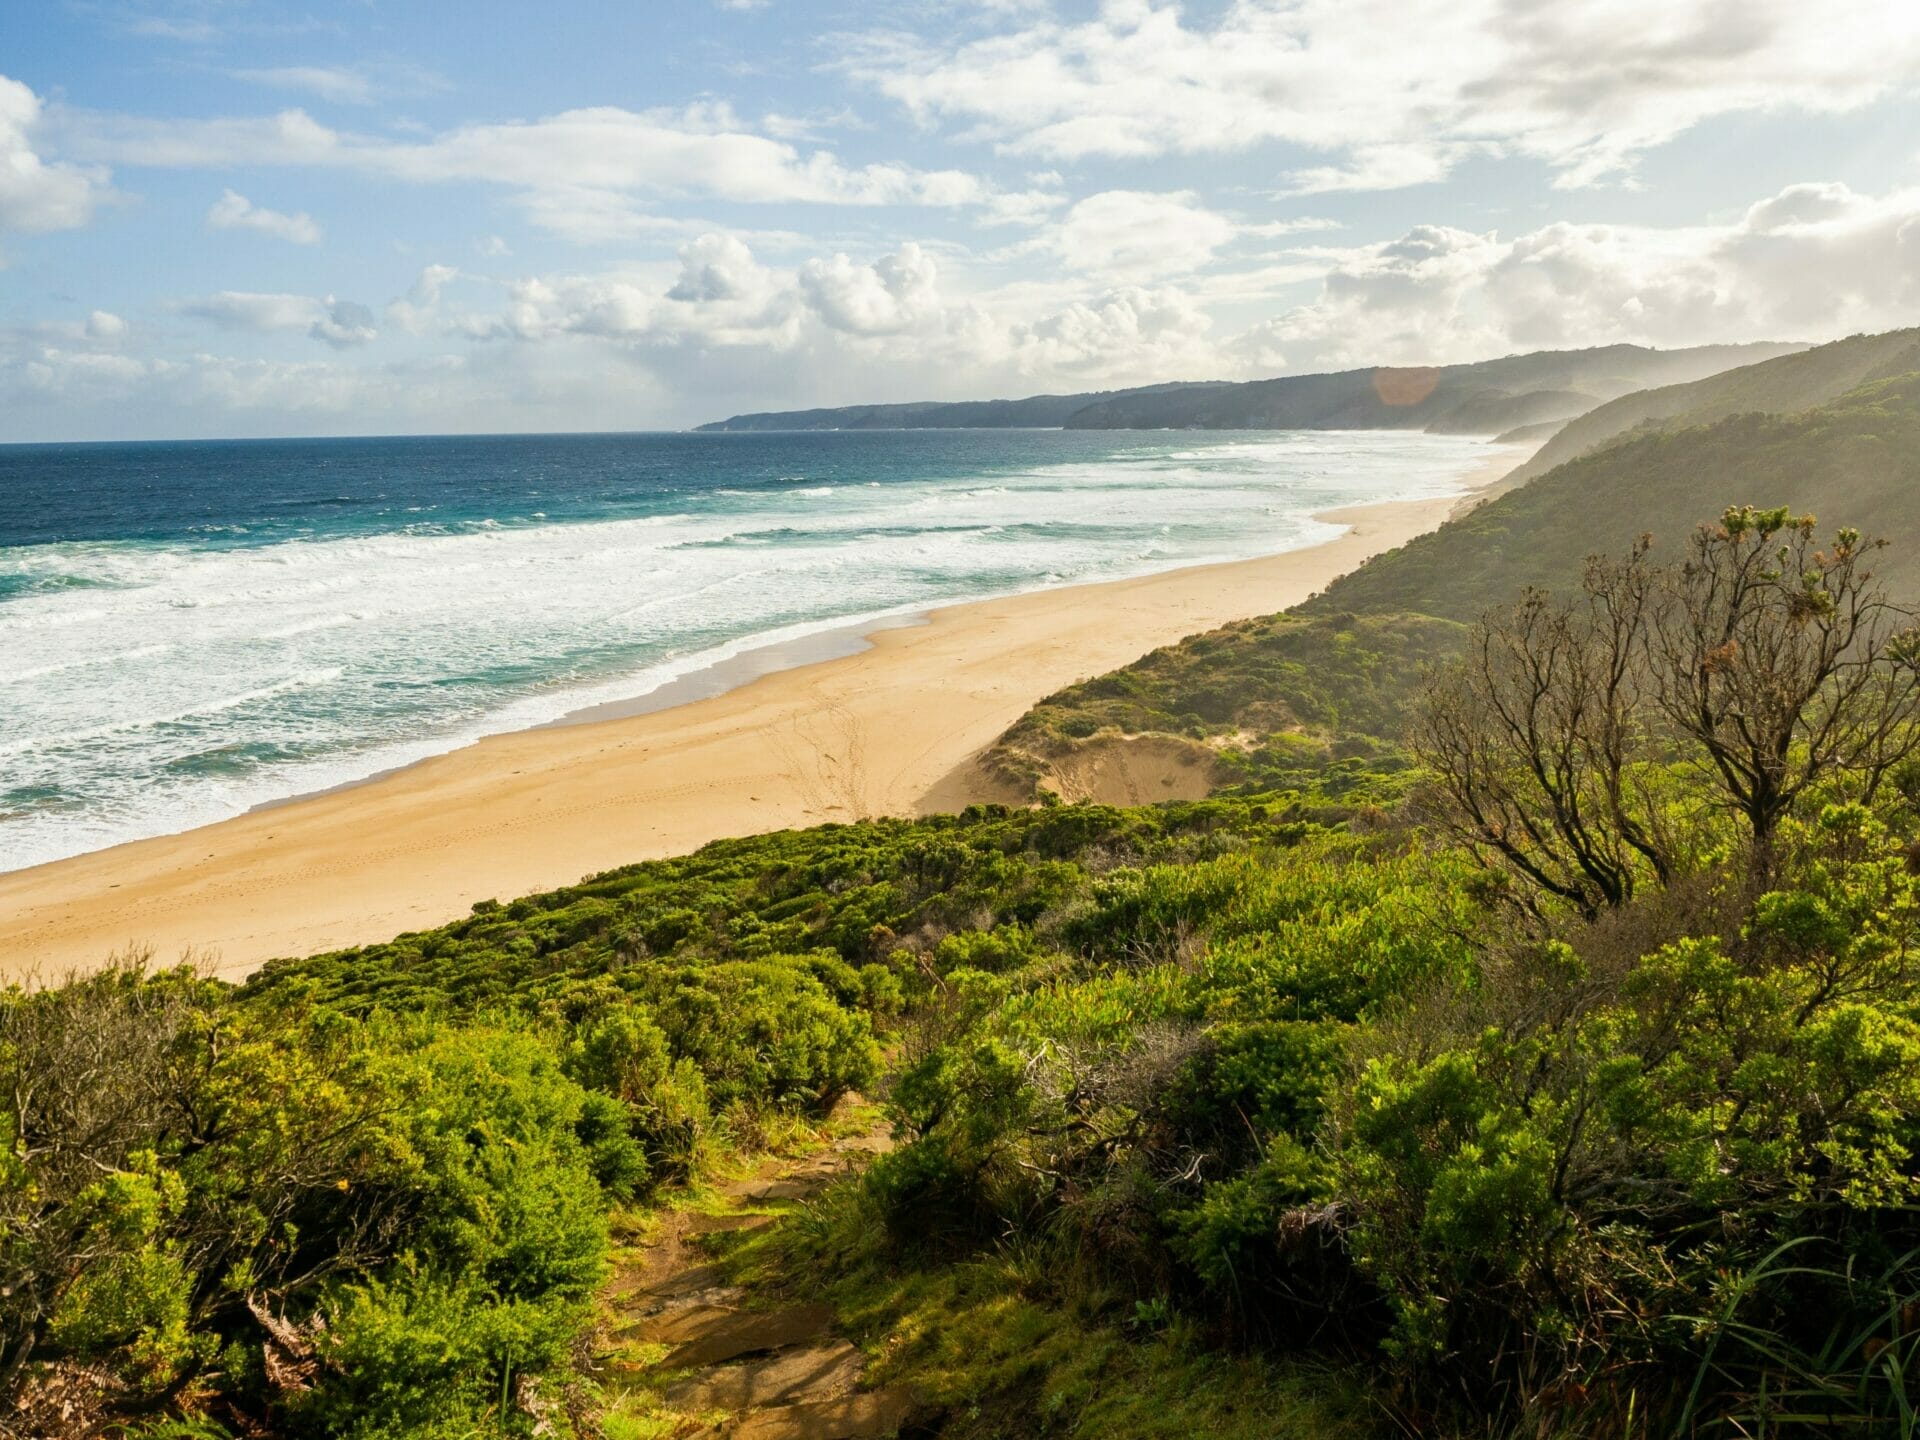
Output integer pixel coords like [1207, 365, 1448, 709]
[721, 1176, 829, 1203]
[666, 1304, 838, 1370]
[687, 1211, 777, 1235]
[615, 1260, 732, 1309]
[621, 1283, 747, 1322]
[666, 1339, 862, 1411]
[619, 1302, 741, 1346]
[727, 1387, 922, 1440]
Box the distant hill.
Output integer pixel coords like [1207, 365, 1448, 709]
[692, 383, 1219, 432]
[693, 341, 1798, 434]
[1492, 327, 1920, 494]
[1306, 369, 1920, 623]
[1058, 342, 1799, 431]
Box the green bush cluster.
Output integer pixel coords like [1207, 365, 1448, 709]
[0, 972, 620, 1437]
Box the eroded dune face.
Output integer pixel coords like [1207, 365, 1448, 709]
[1032, 734, 1221, 806]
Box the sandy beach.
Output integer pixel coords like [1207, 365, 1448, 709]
[0, 443, 1531, 982]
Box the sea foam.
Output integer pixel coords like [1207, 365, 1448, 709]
[0, 429, 1493, 870]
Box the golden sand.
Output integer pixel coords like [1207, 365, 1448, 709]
[0, 444, 1531, 981]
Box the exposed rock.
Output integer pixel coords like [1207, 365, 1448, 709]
[666, 1339, 863, 1411]
[614, 1259, 734, 1314]
[665, 1303, 839, 1369]
[726, 1387, 924, 1439]
[618, 1301, 742, 1346]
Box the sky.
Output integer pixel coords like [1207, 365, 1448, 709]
[2, 0, 1919, 441]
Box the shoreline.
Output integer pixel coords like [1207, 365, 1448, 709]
[0, 442, 1533, 982]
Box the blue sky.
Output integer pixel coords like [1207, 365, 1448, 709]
[2, 0, 1918, 440]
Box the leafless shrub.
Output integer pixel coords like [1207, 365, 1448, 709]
[1414, 509, 1920, 916]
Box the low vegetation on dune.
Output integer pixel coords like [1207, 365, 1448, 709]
[16, 348, 1920, 1437]
[981, 611, 1461, 803]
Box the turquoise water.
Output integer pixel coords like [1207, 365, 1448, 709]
[0, 428, 1493, 869]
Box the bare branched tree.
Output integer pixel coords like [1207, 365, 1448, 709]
[1414, 507, 1920, 915]
[1412, 543, 1673, 921]
[1646, 506, 1920, 875]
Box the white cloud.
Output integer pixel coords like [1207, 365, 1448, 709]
[229, 63, 451, 106]
[180, 291, 323, 333]
[843, 0, 1920, 190]
[1007, 285, 1216, 378]
[205, 188, 322, 244]
[668, 233, 776, 305]
[1041, 190, 1235, 277]
[178, 291, 377, 347]
[85, 310, 126, 341]
[799, 243, 941, 335]
[0, 75, 110, 233]
[52, 100, 1035, 242]
[1245, 181, 1920, 370]
[309, 297, 377, 349]
[400, 178, 1920, 417]
[386, 264, 462, 333]
[232, 66, 376, 106]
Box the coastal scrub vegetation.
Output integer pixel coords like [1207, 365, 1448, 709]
[983, 610, 1462, 803]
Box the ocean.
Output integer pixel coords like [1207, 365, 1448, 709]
[0, 428, 1492, 871]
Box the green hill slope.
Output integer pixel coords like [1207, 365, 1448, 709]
[1060, 341, 1798, 431]
[1305, 369, 1920, 623]
[1495, 327, 1920, 492]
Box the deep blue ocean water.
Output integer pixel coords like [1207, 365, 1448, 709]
[0, 428, 1492, 869]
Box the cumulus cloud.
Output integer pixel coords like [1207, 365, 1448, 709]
[1244, 181, 1920, 370]
[0, 75, 110, 233]
[843, 0, 1920, 189]
[179, 291, 377, 347]
[85, 310, 126, 341]
[799, 244, 941, 335]
[668, 233, 775, 305]
[386, 264, 462, 334]
[1007, 285, 1216, 378]
[205, 188, 322, 244]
